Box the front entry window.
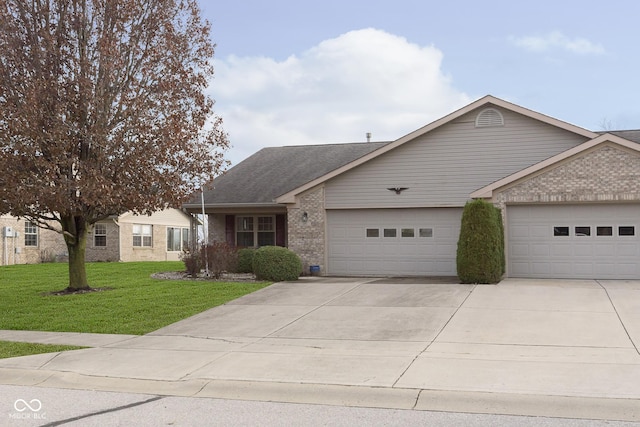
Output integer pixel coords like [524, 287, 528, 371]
[236, 216, 275, 247]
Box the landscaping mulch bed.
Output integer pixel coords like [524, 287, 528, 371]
[151, 271, 258, 282]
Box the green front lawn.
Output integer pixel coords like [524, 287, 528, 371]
[0, 261, 271, 335]
[0, 341, 85, 359]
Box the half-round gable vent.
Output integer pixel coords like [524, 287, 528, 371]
[475, 108, 504, 127]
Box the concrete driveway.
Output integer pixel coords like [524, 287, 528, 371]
[1, 277, 640, 420]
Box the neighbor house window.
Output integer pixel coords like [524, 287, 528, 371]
[133, 224, 153, 247]
[94, 223, 107, 247]
[167, 227, 190, 251]
[236, 216, 275, 247]
[24, 221, 38, 246]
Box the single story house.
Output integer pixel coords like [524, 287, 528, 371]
[183, 95, 640, 280]
[1, 209, 191, 265]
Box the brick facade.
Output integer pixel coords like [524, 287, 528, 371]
[494, 144, 640, 208]
[287, 186, 326, 275]
[0, 217, 67, 265]
[2, 210, 190, 265]
[208, 213, 227, 244]
[86, 221, 120, 262]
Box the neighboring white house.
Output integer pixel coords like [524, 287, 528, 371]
[0, 209, 192, 265]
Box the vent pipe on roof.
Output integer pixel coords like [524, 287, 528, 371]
[366, 132, 371, 142]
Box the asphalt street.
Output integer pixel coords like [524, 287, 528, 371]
[3, 384, 640, 427]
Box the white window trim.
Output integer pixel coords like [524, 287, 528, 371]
[167, 227, 190, 252]
[93, 223, 107, 247]
[133, 224, 153, 248]
[24, 221, 38, 247]
[236, 215, 276, 248]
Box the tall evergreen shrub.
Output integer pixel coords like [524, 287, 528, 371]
[456, 199, 505, 284]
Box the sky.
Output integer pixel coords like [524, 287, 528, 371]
[198, 0, 640, 166]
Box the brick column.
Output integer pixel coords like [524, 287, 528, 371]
[287, 186, 325, 275]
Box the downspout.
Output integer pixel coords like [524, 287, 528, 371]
[112, 217, 121, 262]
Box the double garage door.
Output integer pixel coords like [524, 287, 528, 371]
[508, 204, 640, 279]
[327, 204, 640, 279]
[327, 208, 462, 276]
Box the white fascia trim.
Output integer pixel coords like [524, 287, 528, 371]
[182, 202, 284, 210]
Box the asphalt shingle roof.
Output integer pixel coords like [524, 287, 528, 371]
[604, 130, 640, 144]
[196, 142, 390, 205]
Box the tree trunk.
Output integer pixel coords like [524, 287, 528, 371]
[62, 216, 90, 291]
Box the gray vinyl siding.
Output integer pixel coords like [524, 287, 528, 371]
[324, 106, 590, 208]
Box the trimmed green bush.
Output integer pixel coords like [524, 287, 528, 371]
[237, 248, 256, 273]
[252, 246, 302, 281]
[456, 199, 505, 284]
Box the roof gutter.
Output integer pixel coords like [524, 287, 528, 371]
[182, 202, 285, 210]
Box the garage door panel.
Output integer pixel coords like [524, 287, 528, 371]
[551, 244, 572, 256]
[616, 244, 638, 256]
[511, 262, 530, 275]
[572, 262, 593, 274]
[511, 243, 529, 256]
[531, 244, 549, 256]
[436, 244, 456, 256]
[530, 225, 549, 238]
[593, 263, 616, 276]
[552, 262, 574, 275]
[327, 208, 462, 276]
[531, 262, 552, 275]
[508, 204, 640, 279]
[573, 245, 593, 257]
[594, 244, 615, 256]
[615, 263, 637, 275]
[510, 225, 529, 238]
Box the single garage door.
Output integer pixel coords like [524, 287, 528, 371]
[508, 204, 640, 279]
[327, 208, 462, 276]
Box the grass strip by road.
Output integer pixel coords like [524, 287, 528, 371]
[0, 261, 271, 335]
[0, 340, 85, 359]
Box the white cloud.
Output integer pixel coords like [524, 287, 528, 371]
[210, 28, 471, 165]
[509, 31, 605, 55]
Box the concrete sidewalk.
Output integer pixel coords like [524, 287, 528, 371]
[1, 277, 640, 421]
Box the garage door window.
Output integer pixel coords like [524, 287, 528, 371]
[597, 226, 613, 236]
[619, 226, 635, 236]
[419, 228, 433, 238]
[384, 229, 397, 237]
[575, 226, 591, 236]
[553, 226, 569, 236]
[366, 228, 379, 238]
[401, 228, 415, 237]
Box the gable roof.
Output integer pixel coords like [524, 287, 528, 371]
[275, 95, 599, 203]
[602, 130, 640, 144]
[185, 141, 389, 208]
[470, 133, 640, 199]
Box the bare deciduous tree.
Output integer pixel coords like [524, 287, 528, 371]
[0, 0, 228, 291]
